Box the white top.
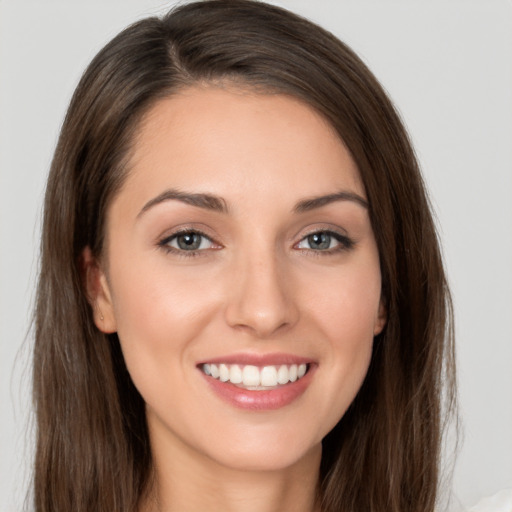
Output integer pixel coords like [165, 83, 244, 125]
[469, 489, 512, 512]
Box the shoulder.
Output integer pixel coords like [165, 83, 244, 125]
[469, 489, 512, 512]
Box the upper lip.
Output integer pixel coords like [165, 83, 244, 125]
[197, 352, 314, 367]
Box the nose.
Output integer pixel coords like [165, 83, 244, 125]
[224, 249, 299, 338]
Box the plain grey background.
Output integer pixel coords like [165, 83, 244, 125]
[1, 1, 511, 510]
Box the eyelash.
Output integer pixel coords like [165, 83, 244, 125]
[295, 229, 355, 255]
[158, 228, 355, 257]
[158, 229, 217, 257]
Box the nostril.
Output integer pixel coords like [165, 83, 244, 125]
[223, 258, 300, 337]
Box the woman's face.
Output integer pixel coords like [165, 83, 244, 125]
[92, 86, 385, 472]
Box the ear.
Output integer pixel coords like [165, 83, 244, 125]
[373, 297, 387, 336]
[81, 246, 117, 333]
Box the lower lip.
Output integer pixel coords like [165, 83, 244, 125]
[201, 366, 316, 411]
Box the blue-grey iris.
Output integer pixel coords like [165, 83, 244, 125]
[308, 232, 331, 250]
[177, 233, 202, 250]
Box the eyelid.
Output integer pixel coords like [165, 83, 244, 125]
[292, 223, 349, 242]
[156, 222, 219, 243]
[299, 222, 347, 235]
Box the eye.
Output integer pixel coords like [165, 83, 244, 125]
[160, 230, 216, 252]
[296, 230, 353, 252]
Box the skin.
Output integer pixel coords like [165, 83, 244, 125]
[85, 86, 386, 512]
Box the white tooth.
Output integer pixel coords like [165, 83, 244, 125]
[277, 365, 289, 385]
[219, 364, 229, 382]
[229, 364, 242, 384]
[298, 363, 307, 378]
[203, 363, 211, 376]
[260, 366, 278, 387]
[210, 364, 220, 379]
[289, 364, 298, 382]
[242, 365, 260, 386]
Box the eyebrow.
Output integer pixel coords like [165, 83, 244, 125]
[137, 188, 368, 218]
[138, 188, 228, 217]
[293, 191, 368, 213]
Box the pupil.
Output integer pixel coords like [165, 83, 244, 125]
[309, 232, 330, 250]
[178, 233, 200, 250]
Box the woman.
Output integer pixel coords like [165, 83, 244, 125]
[33, 1, 456, 511]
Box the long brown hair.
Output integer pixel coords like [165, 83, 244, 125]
[33, 1, 456, 510]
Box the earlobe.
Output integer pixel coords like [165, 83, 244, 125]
[81, 246, 117, 333]
[373, 298, 387, 336]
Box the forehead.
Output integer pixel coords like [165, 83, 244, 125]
[120, 85, 364, 210]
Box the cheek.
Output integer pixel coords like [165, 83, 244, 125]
[301, 259, 380, 429]
[110, 251, 216, 330]
[107, 256, 221, 390]
[330, 269, 380, 371]
[306, 255, 382, 344]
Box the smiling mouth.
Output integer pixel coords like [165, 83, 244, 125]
[201, 363, 309, 390]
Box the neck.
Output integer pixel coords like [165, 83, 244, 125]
[141, 433, 322, 512]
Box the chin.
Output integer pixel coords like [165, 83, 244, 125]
[193, 419, 324, 473]
[209, 439, 322, 473]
